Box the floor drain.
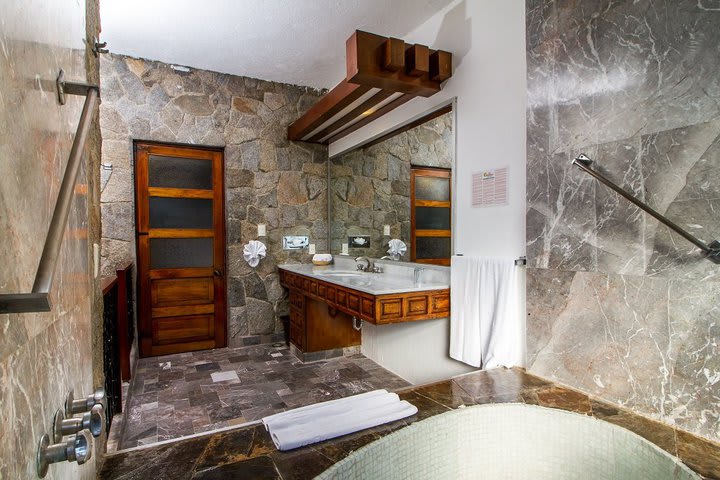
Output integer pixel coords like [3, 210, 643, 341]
[272, 342, 284, 347]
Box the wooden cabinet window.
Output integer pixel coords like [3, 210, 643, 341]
[411, 167, 451, 266]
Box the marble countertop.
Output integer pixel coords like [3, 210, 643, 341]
[277, 263, 449, 295]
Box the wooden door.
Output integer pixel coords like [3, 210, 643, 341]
[134, 142, 226, 357]
[410, 167, 452, 266]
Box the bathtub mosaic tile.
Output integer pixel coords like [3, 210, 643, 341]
[117, 343, 410, 449]
[99, 368, 720, 480]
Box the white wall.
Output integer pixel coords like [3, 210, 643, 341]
[335, 0, 527, 383]
[362, 319, 474, 384]
[330, 0, 527, 258]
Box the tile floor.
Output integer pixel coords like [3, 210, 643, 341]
[101, 368, 720, 480]
[118, 343, 410, 449]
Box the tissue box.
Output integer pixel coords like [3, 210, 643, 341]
[312, 254, 333, 266]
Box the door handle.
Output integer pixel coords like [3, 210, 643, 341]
[214, 269, 222, 277]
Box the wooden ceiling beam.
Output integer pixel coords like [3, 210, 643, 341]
[405, 44, 429, 77]
[288, 30, 453, 145]
[347, 30, 448, 98]
[288, 81, 371, 141]
[307, 90, 394, 143]
[430, 50, 452, 82]
[383, 37, 405, 72]
[324, 94, 413, 144]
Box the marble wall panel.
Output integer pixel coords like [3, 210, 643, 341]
[330, 112, 453, 259]
[0, 1, 102, 478]
[99, 55, 327, 346]
[526, 0, 720, 443]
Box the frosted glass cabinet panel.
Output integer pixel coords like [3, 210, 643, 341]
[411, 167, 452, 266]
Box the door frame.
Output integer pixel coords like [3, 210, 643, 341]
[133, 140, 227, 357]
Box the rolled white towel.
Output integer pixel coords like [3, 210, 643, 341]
[268, 398, 417, 451]
[243, 240, 267, 267]
[387, 238, 407, 260]
[262, 390, 395, 432]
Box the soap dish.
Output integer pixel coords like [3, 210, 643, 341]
[312, 254, 333, 266]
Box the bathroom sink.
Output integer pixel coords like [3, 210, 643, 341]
[316, 271, 365, 277]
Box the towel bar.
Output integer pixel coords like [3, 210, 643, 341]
[454, 254, 527, 266]
[573, 153, 720, 264]
[0, 70, 100, 313]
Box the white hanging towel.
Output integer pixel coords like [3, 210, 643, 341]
[387, 239, 407, 260]
[243, 240, 267, 267]
[450, 256, 525, 369]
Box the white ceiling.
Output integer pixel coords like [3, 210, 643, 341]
[100, 0, 454, 90]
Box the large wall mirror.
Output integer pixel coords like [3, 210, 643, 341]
[329, 103, 454, 266]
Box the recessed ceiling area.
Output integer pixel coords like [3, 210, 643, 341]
[100, 0, 454, 90]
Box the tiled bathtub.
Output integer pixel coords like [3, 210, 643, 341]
[317, 404, 699, 480]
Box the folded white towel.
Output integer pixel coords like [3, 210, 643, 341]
[243, 240, 267, 267]
[387, 238, 407, 260]
[262, 389, 391, 432]
[262, 390, 417, 451]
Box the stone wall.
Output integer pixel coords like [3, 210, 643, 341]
[330, 112, 452, 259]
[526, 1, 720, 442]
[99, 54, 327, 346]
[0, 1, 102, 478]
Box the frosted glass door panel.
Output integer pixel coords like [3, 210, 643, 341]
[415, 237, 452, 260]
[149, 197, 213, 229]
[415, 177, 450, 201]
[149, 155, 213, 190]
[415, 207, 451, 230]
[150, 238, 213, 269]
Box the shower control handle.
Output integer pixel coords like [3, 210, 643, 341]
[36, 430, 93, 478]
[65, 388, 106, 416]
[53, 404, 105, 442]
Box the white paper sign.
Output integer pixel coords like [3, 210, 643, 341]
[472, 167, 508, 207]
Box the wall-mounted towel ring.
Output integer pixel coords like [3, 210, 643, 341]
[243, 240, 267, 267]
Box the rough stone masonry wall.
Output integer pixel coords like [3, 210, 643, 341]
[526, 0, 720, 442]
[99, 54, 327, 346]
[330, 112, 452, 259]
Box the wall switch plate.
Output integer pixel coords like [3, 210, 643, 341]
[93, 243, 100, 278]
[257, 224, 266, 236]
[308, 244, 316, 254]
[383, 225, 390, 236]
[283, 235, 309, 250]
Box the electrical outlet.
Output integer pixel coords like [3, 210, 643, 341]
[257, 224, 266, 236]
[383, 224, 390, 236]
[308, 244, 316, 254]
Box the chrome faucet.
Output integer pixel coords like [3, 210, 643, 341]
[355, 256, 372, 272]
[413, 267, 425, 284]
[355, 256, 383, 273]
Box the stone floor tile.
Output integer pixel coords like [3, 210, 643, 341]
[116, 342, 409, 448]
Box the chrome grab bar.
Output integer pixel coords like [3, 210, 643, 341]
[572, 154, 720, 264]
[0, 70, 100, 313]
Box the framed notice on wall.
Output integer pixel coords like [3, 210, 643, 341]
[472, 166, 508, 207]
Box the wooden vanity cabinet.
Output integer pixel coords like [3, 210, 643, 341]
[288, 291, 306, 350]
[279, 269, 450, 327]
[286, 279, 360, 353]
